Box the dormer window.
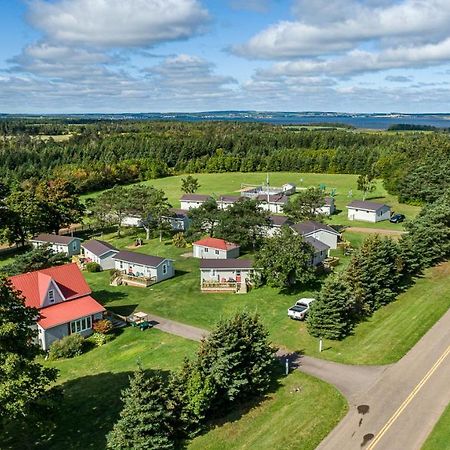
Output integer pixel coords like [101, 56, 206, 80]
[48, 290, 55, 303]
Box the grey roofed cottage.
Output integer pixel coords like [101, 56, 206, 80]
[268, 214, 291, 227]
[180, 193, 212, 210]
[347, 200, 391, 223]
[113, 250, 174, 286]
[290, 220, 340, 250]
[304, 236, 330, 266]
[218, 195, 242, 209]
[31, 233, 82, 257]
[81, 239, 119, 270]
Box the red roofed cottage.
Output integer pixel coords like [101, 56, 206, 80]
[193, 237, 240, 259]
[9, 263, 105, 350]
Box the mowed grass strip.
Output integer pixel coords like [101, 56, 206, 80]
[189, 371, 347, 450]
[81, 172, 421, 230]
[422, 403, 450, 450]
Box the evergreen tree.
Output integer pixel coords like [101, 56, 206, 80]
[93, 186, 129, 237]
[255, 227, 315, 288]
[181, 176, 200, 194]
[187, 198, 221, 238]
[107, 367, 174, 450]
[0, 280, 59, 436]
[307, 277, 352, 340]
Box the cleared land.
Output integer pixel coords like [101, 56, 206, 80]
[81, 172, 421, 230]
[422, 403, 450, 450]
[84, 229, 450, 365]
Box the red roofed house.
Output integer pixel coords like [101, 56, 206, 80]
[193, 237, 240, 259]
[9, 263, 105, 351]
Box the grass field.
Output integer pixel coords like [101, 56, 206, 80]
[189, 371, 347, 450]
[81, 172, 421, 230]
[422, 403, 450, 450]
[84, 229, 450, 365]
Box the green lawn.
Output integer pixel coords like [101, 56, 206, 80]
[84, 230, 450, 365]
[189, 371, 347, 450]
[81, 172, 421, 230]
[422, 403, 450, 450]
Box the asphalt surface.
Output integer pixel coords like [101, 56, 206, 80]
[143, 302, 450, 450]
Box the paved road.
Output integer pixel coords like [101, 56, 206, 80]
[346, 226, 407, 236]
[146, 313, 208, 341]
[142, 306, 450, 450]
[313, 307, 450, 450]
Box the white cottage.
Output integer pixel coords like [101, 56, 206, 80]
[257, 193, 288, 213]
[315, 197, 336, 216]
[163, 208, 191, 231]
[217, 195, 242, 209]
[113, 250, 174, 284]
[193, 237, 240, 259]
[305, 236, 330, 266]
[291, 220, 340, 249]
[200, 259, 255, 293]
[265, 215, 292, 236]
[31, 233, 82, 257]
[180, 194, 212, 210]
[347, 201, 391, 223]
[81, 239, 119, 270]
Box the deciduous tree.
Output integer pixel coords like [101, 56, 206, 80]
[181, 176, 200, 194]
[284, 187, 325, 222]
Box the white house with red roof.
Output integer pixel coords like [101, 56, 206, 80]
[192, 237, 240, 259]
[9, 263, 105, 351]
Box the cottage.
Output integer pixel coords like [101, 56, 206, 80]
[305, 236, 330, 266]
[193, 237, 240, 259]
[122, 215, 144, 227]
[265, 215, 292, 236]
[9, 263, 105, 351]
[163, 208, 191, 231]
[347, 201, 391, 223]
[291, 220, 340, 249]
[257, 193, 289, 213]
[113, 250, 174, 286]
[31, 233, 82, 257]
[315, 197, 336, 216]
[81, 239, 119, 270]
[200, 259, 255, 293]
[217, 195, 242, 209]
[281, 183, 296, 195]
[180, 194, 212, 210]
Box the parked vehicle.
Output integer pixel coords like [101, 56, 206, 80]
[287, 298, 316, 320]
[390, 213, 405, 223]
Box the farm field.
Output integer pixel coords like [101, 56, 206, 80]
[81, 172, 421, 230]
[422, 403, 450, 450]
[84, 230, 450, 365]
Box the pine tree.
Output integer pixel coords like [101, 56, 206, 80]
[107, 368, 174, 450]
[307, 276, 352, 340]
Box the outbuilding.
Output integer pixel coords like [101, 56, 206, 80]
[180, 194, 212, 210]
[290, 220, 340, 249]
[347, 201, 391, 223]
[81, 239, 119, 270]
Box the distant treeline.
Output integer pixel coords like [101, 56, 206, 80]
[387, 123, 450, 132]
[0, 120, 449, 204]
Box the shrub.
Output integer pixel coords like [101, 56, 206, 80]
[110, 268, 121, 282]
[93, 319, 113, 334]
[172, 232, 187, 248]
[88, 332, 108, 347]
[86, 262, 101, 272]
[48, 333, 85, 360]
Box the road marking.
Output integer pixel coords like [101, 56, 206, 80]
[367, 343, 450, 450]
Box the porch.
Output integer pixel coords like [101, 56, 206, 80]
[111, 273, 157, 288]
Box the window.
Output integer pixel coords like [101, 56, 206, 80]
[162, 264, 167, 274]
[48, 289, 55, 303]
[72, 242, 77, 250]
[204, 247, 209, 252]
[236, 270, 241, 276]
[70, 316, 92, 334]
[215, 250, 219, 255]
[120, 261, 123, 269]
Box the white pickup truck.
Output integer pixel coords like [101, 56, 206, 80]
[287, 298, 316, 320]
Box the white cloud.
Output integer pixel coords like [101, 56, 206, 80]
[28, 0, 209, 48]
[234, 0, 450, 59]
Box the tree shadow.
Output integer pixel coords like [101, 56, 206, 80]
[92, 289, 128, 305]
[107, 304, 140, 317]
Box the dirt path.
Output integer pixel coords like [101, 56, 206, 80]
[346, 226, 407, 236]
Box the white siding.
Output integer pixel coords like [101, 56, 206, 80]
[347, 206, 391, 223]
[83, 248, 117, 270]
[306, 230, 339, 250]
[180, 200, 206, 210]
[114, 259, 174, 282]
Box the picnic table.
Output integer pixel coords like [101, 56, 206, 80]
[127, 312, 153, 331]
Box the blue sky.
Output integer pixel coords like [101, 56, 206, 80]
[1, 0, 450, 113]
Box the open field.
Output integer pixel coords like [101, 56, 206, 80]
[189, 371, 347, 450]
[81, 172, 421, 230]
[84, 229, 450, 365]
[422, 403, 450, 450]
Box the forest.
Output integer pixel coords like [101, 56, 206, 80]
[0, 119, 449, 204]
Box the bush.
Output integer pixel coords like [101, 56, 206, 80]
[48, 333, 85, 360]
[172, 232, 187, 248]
[110, 268, 121, 282]
[88, 332, 108, 347]
[86, 262, 101, 272]
[93, 318, 113, 334]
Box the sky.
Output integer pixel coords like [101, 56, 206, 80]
[1, 0, 450, 113]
